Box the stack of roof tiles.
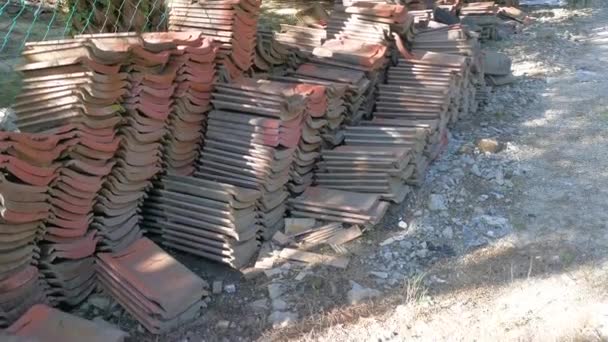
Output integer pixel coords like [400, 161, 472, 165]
[251, 28, 301, 76]
[197, 78, 306, 239]
[166, 0, 262, 80]
[143, 174, 261, 268]
[411, 25, 485, 114]
[161, 33, 218, 176]
[284, 83, 329, 194]
[327, 2, 413, 48]
[459, 2, 500, 41]
[12, 37, 132, 306]
[7, 304, 127, 341]
[315, 145, 415, 203]
[283, 63, 363, 146]
[90, 34, 170, 253]
[96, 237, 208, 333]
[0, 133, 62, 325]
[288, 186, 389, 227]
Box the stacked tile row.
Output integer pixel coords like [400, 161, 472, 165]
[13, 37, 131, 307]
[161, 33, 218, 176]
[327, 2, 412, 47]
[7, 304, 127, 341]
[97, 238, 207, 334]
[167, 0, 262, 81]
[90, 35, 171, 253]
[251, 28, 303, 75]
[197, 78, 307, 239]
[143, 174, 261, 268]
[315, 145, 415, 203]
[287, 186, 389, 227]
[0, 133, 64, 325]
[411, 24, 485, 113]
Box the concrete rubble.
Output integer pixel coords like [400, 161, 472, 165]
[0, 0, 534, 336]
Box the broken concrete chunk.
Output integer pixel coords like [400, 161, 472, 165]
[483, 51, 512, 76]
[272, 231, 291, 246]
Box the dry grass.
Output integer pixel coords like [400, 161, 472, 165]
[261, 275, 429, 342]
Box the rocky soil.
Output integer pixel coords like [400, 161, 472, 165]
[74, 2, 608, 341]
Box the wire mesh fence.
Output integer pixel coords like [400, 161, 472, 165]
[0, 0, 168, 60]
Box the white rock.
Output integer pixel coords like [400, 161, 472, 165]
[347, 281, 381, 304]
[442, 227, 454, 239]
[398, 220, 408, 229]
[428, 194, 447, 211]
[369, 271, 389, 279]
[268, 311, 298, 328]
[471, 164, 482, 177]
[224, 284, 236, 293]
[272, 299, 288, 311]
[249, 299, 269, 312]
[267, 283, 283, 300]
[216, 320, 230, 329]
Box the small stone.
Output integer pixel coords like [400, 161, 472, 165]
[471, 164, 482, 177]
[137, 325, 145, 333]
[249, 299, 268, 312]
[428, 194, 447, 211]
[212, 281, 222, 295]
[347, 281, 381, 304]
[477, 138, 503, 154]
[267, 283, 283, 300]
[224, 284, 236, 294]
[398, 220, 408, 229]
[370, 271, 389, 279]
[268, 311, 298, 328]
[272, 299, 288, 311]
[216, 320, 231, 329]
[442, 227, 454, 239]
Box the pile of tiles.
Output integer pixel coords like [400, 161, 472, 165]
[284, 83, 329, 194]
[7, 304, 127, 341]
[0, 133, 62, 324]
[161, 33, 218, 176]
[97, 238, 207, 334]
[90, 34, 170, 253]
[288, 186, 389, 227]
[311, 37, 390, 125]
[411, 25, 485, 114]
[327, 2, 413, 49]
[166, 0, 262, 80]
[460, 3, 500, 41]
[197, 78, 305, 239]
[343, 125, 430, 186]
[143, 174, 261, 268]
[315, 145, 415, 203]
[282, 63, 363, 146]
[13, 37, 131, 306]
[252, 28, 302, 75]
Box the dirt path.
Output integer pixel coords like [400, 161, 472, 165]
[270, 3, 608, 342]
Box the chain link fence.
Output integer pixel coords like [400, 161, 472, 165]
[0, 0, 168, 59]
[0, 0, 170, 106]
